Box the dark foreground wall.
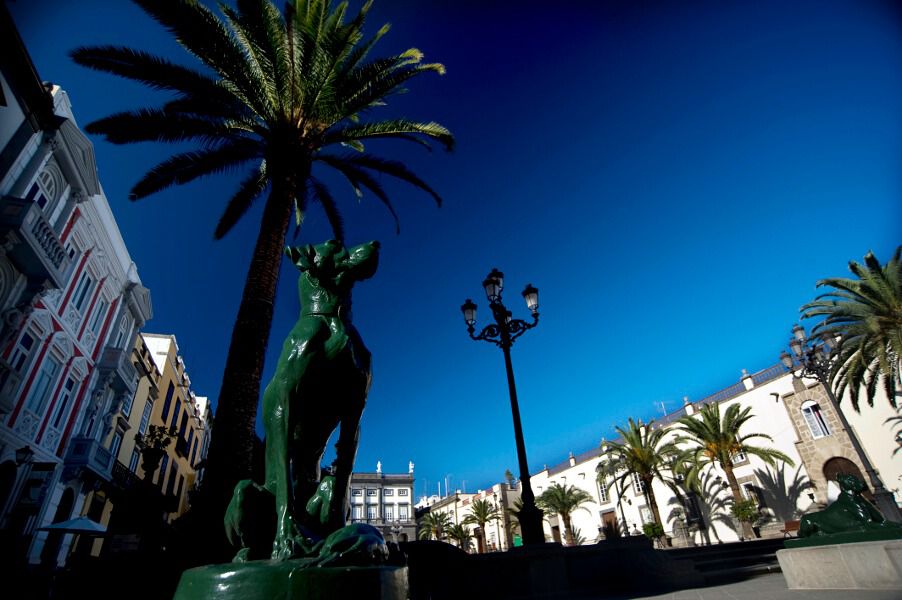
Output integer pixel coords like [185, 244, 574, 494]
[401, 537, 704, 600]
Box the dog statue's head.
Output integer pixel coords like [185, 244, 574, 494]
[286, 240, 380, 292]
[836, 472, 866, 495]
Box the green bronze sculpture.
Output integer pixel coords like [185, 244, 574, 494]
[799, 473, 902, 538]
[224, 239, 382, 562]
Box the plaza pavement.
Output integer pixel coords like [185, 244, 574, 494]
[600, 573, 901, 600]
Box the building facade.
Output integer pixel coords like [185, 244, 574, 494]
[349, 462, 416, 542]
[424, 363, 901, 549]
[0, 9, 152, 565]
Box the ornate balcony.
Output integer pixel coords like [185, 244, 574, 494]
[0, 196, 71, 289]
[64, 436, 113, 481]
[97, 346, 138, 394]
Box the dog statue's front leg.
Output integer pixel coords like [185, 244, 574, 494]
[263, 379, 298, 561]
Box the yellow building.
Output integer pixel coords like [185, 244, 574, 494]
[77, 332, 210, 556]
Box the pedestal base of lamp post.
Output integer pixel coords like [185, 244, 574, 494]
[874, 490, 902, 523]
[516, 502, 546, 545]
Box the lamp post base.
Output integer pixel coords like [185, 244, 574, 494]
[516, 502, 546, 545]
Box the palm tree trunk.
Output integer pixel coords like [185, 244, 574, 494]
[198, 168, 300, 557]
[723, 463, 754, 539]
[645, 478, 664, 527]
[562, 513, 574, 546]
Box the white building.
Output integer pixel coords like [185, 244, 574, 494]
[350, 461, 416, 542]
[0, 8, 151, 565]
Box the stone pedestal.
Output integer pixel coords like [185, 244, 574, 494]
[172, 562, 407, 600]
[777, 540, 902, 590]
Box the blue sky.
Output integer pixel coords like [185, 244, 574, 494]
[10, 0, 901, 499]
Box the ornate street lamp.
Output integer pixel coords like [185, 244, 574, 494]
[781, 324, 901, 522]
[461, 269, 544, 545]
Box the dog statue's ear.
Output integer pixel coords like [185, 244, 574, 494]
[286, 244, 316, 271]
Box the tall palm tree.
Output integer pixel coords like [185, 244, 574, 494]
[801, 247, 902, 411]
[462, 498, 501, 553]
[446, 523, 473, 552]
[674, 402, 794, 539]
[536, 482, 592, 546]
[71, 0, 453, 521]
[417, 510, 452, 541]
[600, 418, 676, 529]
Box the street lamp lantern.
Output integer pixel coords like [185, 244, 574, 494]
[779, 350, 793, 370]
[780, 325, 902, 523]
[483, 268, 504, 303]
[521, 284, 539, 314]
[461, 268, 544, 545]
[461, 298, 477, 327]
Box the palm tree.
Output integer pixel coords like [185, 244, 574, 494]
[462, 498, 501, 553]
[800, 247, 902, 411]
[446, 523, 473, 552]
[71, 0, 453, 519]
[536, 483, 592, 546]
[600, 418, 676, 529]
[674, 402, 794, 539]
[417, 510, 452, 541]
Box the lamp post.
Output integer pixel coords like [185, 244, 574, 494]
[780, 324, 902, 522]
[461, 269, 544, 545]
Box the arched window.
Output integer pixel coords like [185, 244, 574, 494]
[801, 400, 831, 439]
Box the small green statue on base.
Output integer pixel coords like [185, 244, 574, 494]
[223, 240, 385, 564]
[799, 473, 902, 538]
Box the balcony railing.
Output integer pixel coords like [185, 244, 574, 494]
[98, 347, 139, 394]
[111, 460, 141, 490]
[0, 196, 71, 288]
[64, 436, 113, 480]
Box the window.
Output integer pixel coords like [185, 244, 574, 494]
[639, 506, 653, 525]
[190, 437, 199, 466]
[139, 401, 153, 436]
[384, 505, 394, 520]
[171, 399, 182, 429]
[176, 474, 185, 499]
[398, 489, 408, 496]
[166, 461, 178, 496]
[384, 489, 394, 496]
[72, 272, 94, 312]
[597, 476, 608, 503]
[122, 389, 136, 419]
[129, 448, 140, 473]
[161, 383, 174, 422]
[352, 505, 363, 520]
[399, 505, 409, 521]
[37, 170, 57, 205]
[733, 450, 748, 464]
[366, 489, 377, 497]
[631, 472, 646, 495]
[352, 488, 362, 497]
[89, 298, 108, 334]
[367, 505, 378, 520]
[114, 315, 132, 348]
[158, 454, 169, 488]
[801, 400, 831, 439]
[743, 483, 766, 508]
[9, 331, 36, 373]
[25, 355, 61, 414]
[178, 412, 188, 438]
[110, 431, 124, 459]
[51, 377, 77, 429]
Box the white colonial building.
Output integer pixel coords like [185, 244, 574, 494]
[423, 363, 901, 549]
[0, 9, 152, 565]
[350, 461, 417, 542]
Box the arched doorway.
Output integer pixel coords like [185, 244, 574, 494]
[40, 488, 74, 566]
[823, 457, 870, 499]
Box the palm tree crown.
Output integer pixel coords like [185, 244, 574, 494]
[536, 483, 592, 546]
[417, 510, 452, 541]
[71, 0, 453, 535]
[600, 418, 677, 528]
[800, 247, 902, 411]
[674, 402, 794, 538]
[462, 498, 501, 553]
